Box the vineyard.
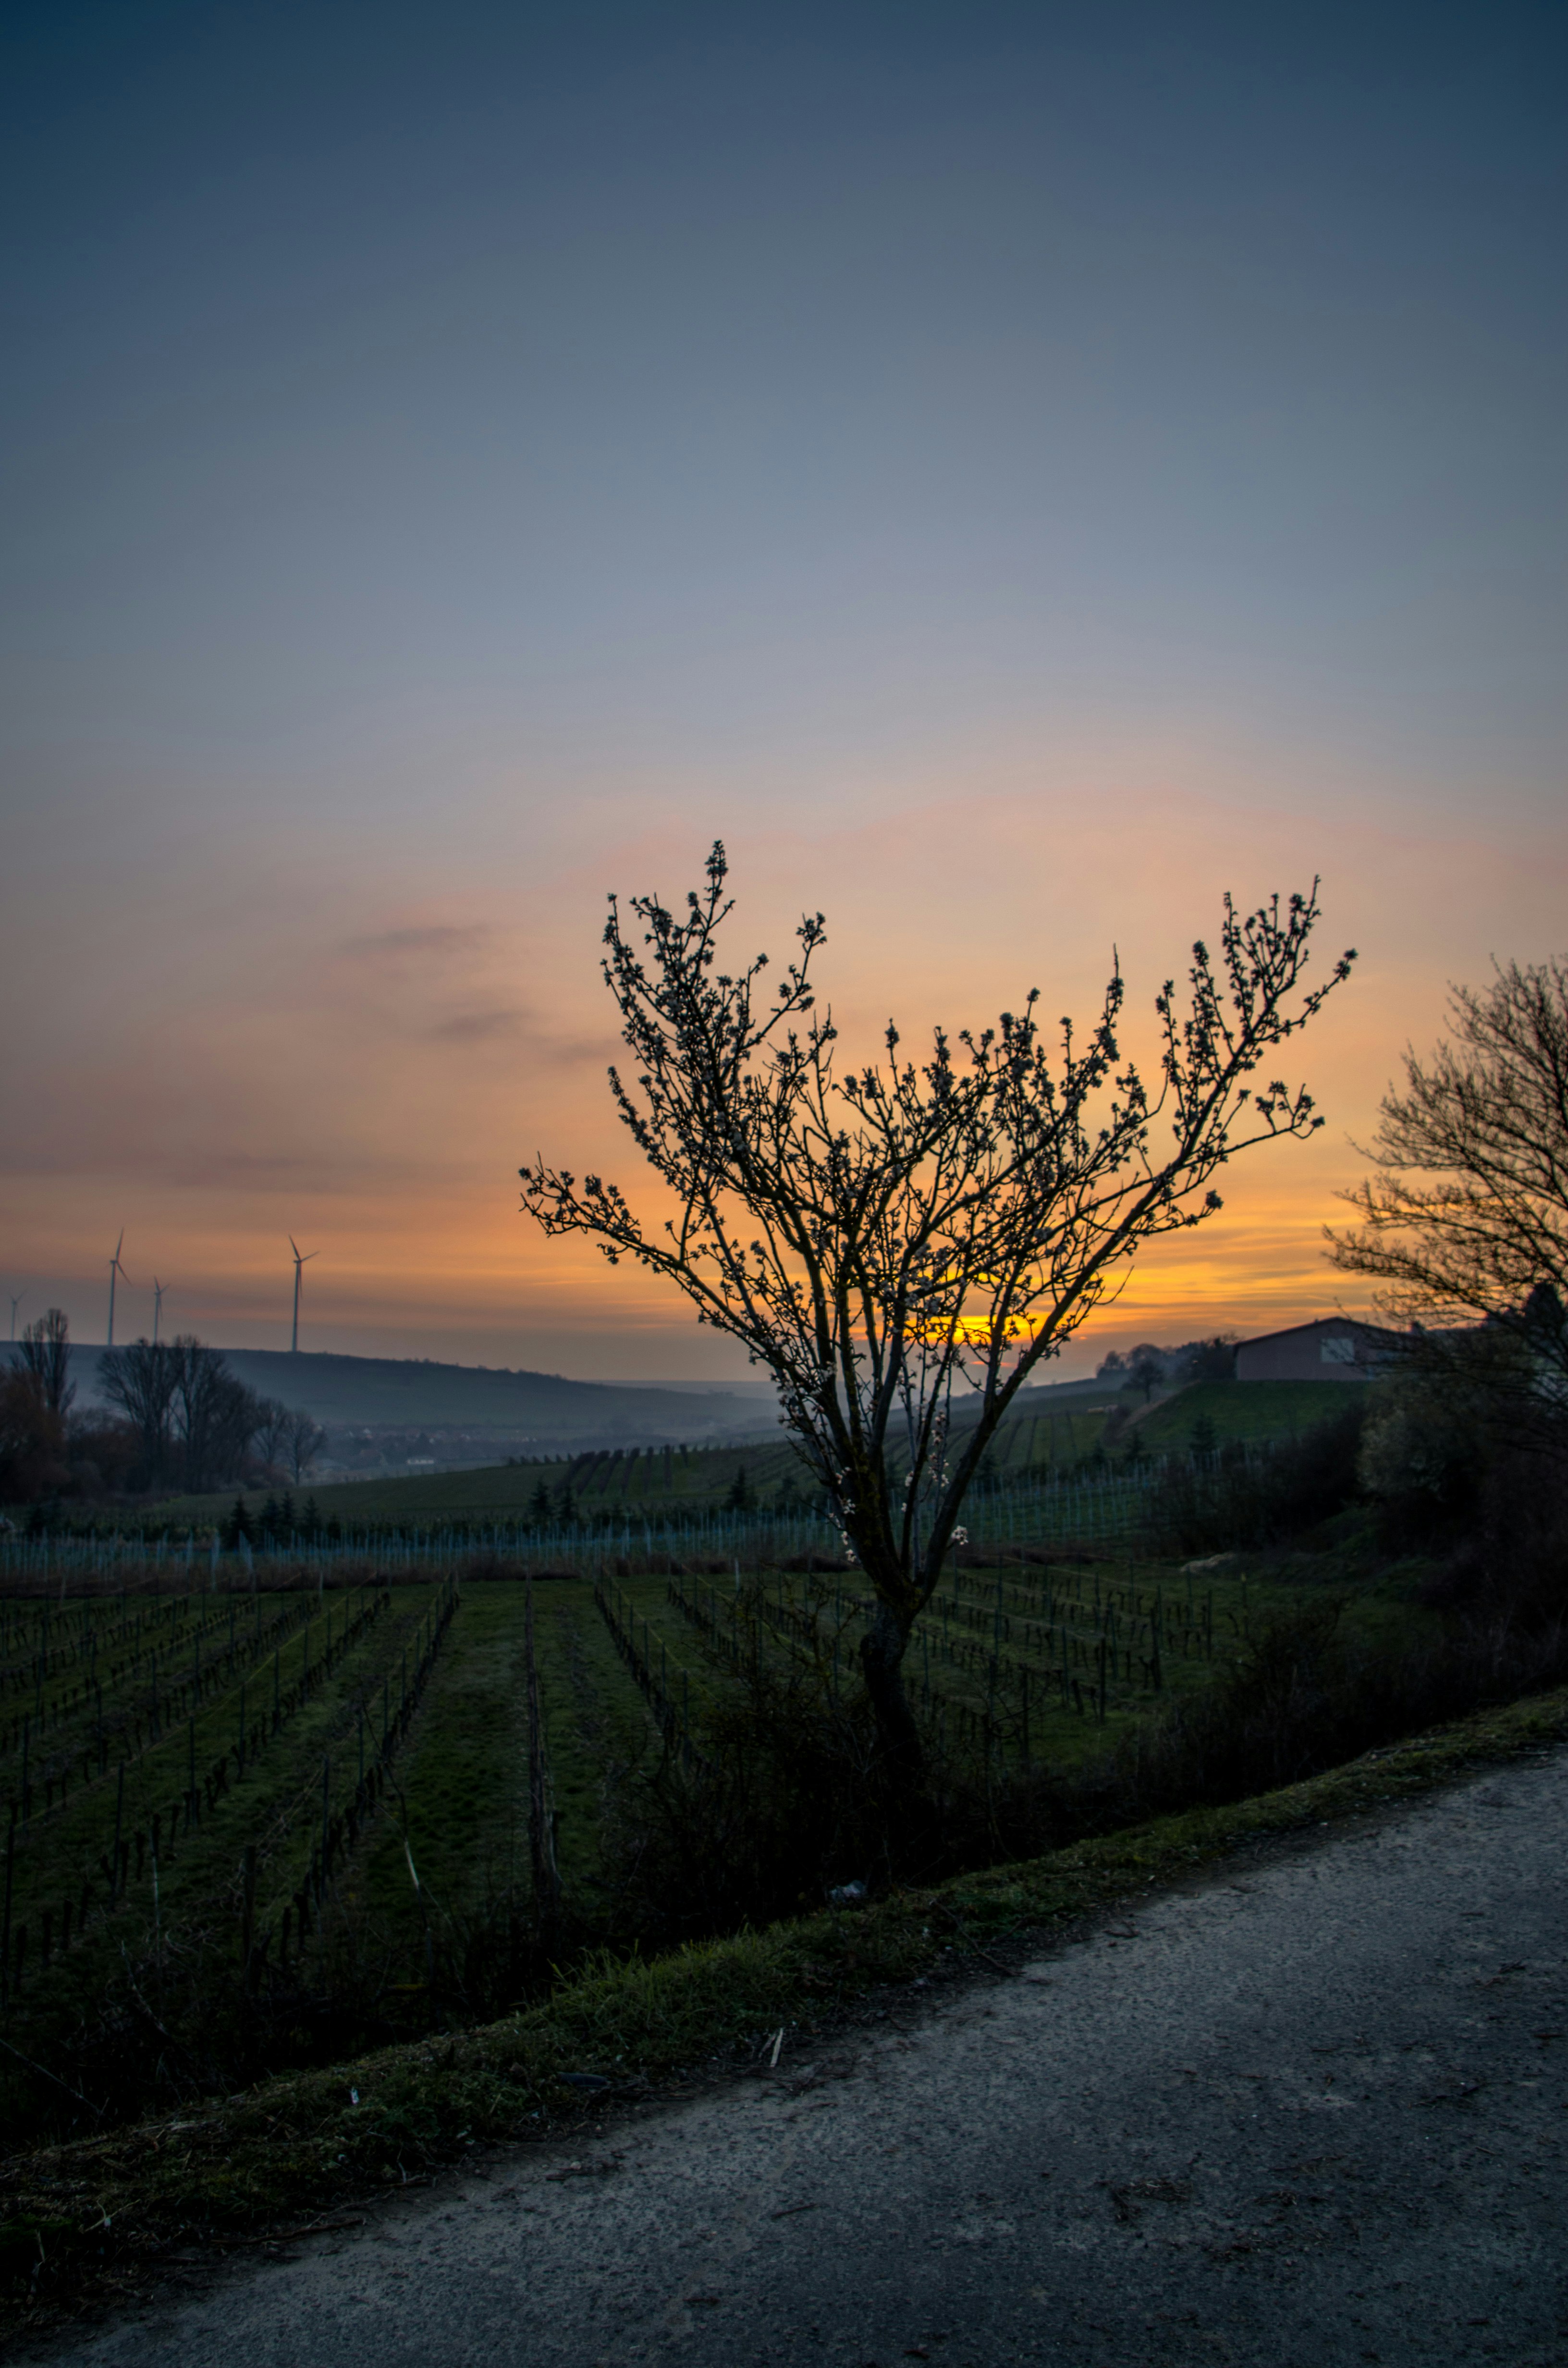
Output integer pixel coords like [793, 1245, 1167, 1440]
[0, 1526, 1301, 2149]
[1, 1460, 1174, 1590]
[595, 1548, 1248, 1775]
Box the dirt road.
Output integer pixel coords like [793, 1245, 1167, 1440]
[33, 1749, 1568, 2367]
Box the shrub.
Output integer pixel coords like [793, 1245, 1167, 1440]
[1141, 1403, 1366, 1556]
[1356, 1372, 1486, 1546]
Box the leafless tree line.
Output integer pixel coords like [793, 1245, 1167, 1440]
[99, 1336, 326, 1492]
[1, 1311, 327, 1503]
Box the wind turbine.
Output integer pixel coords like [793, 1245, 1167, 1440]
[288, 1236, 318, 1355]
[7, 1291, 21, 1344]
[152, 1278, 168, 1345]
[107, 1231, 129, 1349]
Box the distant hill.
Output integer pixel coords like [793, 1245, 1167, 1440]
[3, 1343, 779, 1453]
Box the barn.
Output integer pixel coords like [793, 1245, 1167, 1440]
[1234, 1316, 1386, 1382]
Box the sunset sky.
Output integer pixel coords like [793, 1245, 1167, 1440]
[3, 1, 1564, 1381]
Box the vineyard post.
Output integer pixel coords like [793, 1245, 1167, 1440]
[20, 1715, 29, 1825]
[1, 1805, 12, 2006]
[241, 1842, 257, 1990]
[524, 1577, 560, 1936]
[111, 1760, 125, 1903]
[320, 1758, 331, 1901]
[187, 1715, 197, 1823]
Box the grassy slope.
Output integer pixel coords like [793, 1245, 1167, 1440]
[6, 1679, 1564, 2321]
[152, 1437, 803, 1529]
[143, 1381, 1360, 1532]
[153, 1398, 1133, 1529]
[1136, 1378, 1370, 1452]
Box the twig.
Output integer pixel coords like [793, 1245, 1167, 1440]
[0, 2032, 105, 2121]
[230, 2214, 366, 2248]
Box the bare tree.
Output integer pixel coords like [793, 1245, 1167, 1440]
[287, 1406, 328, 1483]
[521, 845, 1353, 1780]
[0, 1370, 67, 1502]
[18, 1308, 74, 1417]
[1327, 958, 1568, 1394]
[252, 1397, 294, 1473]
[130, 1337, 263, 1493]
[99, 1338, 180, 1485]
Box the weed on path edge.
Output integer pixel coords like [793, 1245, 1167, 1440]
[4, 1681, 1568, 2339]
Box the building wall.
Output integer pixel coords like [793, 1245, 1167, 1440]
[1235, 1319, 1377, 1383]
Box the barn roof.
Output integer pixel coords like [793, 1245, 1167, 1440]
[1236, 1315, 1382, 1352]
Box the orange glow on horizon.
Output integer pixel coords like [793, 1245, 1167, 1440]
[6, 745, 1563, 1376]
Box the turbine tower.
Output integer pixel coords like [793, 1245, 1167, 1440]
[107, 1231, 129, 1349]
[7, 1292, 21, 1344]
[152, 1277, 167, 1345]
[288, 1236, 318, 1355]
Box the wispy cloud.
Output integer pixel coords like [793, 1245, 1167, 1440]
[433, 1006, 528, 1043]
[342, 924, 491, 961]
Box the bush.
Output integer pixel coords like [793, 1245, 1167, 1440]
[1071, 1591, 1568, 1837]
[1356, 1373, 1486, 1547]
[1141, 1404, 1366, 1556]
[1424, 1436, 1568, 1627]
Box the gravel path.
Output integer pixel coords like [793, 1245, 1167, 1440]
[34, 1748, 1568, 2368]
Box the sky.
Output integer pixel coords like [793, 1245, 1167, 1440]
[2, 0, 1564, 1380]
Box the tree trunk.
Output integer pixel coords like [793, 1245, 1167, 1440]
[859, 1598, 924, 1794]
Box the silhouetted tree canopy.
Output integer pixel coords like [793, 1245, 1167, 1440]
[1328, 957, 1568, 1398]
[522, 843, 1353, 1779]
[18, 1307, 74, 1416]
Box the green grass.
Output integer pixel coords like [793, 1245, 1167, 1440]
[354, 1583, 659, 1952]
[6, 1676, 1564, 2328]
[0, 1581, 455, 2142]
[1137, 1378, 1369, 1454]
[151, 1436, 810, 1530]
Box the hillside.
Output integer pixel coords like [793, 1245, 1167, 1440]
[6, 1342, 778, 1454]
[1135, 1377, 1370, 1452]
[148, 1377, 1361, 1529]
